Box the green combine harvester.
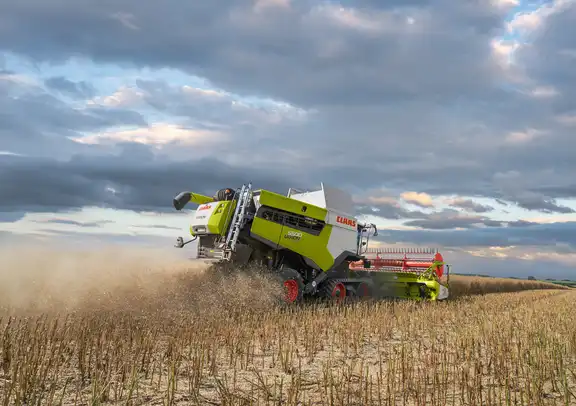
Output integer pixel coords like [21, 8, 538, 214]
[172, 183, 450, 303]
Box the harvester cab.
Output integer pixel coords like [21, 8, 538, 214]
[172, 183, 450, 303]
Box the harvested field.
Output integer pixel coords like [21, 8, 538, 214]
[0, 247, 575, 405]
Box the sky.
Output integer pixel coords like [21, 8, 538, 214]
[1, 0, 576, 279]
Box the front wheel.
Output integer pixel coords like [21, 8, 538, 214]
[278, 268, 304, 304]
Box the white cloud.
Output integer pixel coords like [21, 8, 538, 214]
[366, 196, 399, 205]
[492, 0, 520, 8]
[507, 11, 545, 34]
[556, 114, 576, 126]
[110, 12, 140, 31]
[253, 0, 290, 12]
[504, 128, 547, 144]
[313, 4, 407, 34]
[558, 48, 576, 59]
[401, 191, 434, 208]
[71, 123, 226, 147]
[0, 151, 26, 156]
[518, 250, 576, 267]
[507, 0, 574, 36]
[88, 86, 145, 108]
[491, 39, 520, 69]
[0, 72, 40, 87]
[182, 85, 226, 99]
[529, 85, 559, 98]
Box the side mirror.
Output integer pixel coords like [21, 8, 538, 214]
[175, 236, 185, 248]
[175, 236, 197, 248]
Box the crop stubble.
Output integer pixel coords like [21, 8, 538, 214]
[0, 246, 574, 405]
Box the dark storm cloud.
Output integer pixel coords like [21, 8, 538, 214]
[355, 196, 534, 230]
[0, 146, 571, 255]
[44, 76, 96, 99]
[397, 208, 538, 230]
[0, 149, 297, 213]
[357, 205, 416, 220]
[491, 171, 575, 214]
[449, 198, 493, 213]
[532, 184, 576, 201]
[0, 155, 113, 212]
[515, 2, 576, 103]
[404, 215, 502, 230]
[355, 202, 428, 220]
[0, 0, 512, 107]
[273, 90, 576, 206]
[0, 211, 27, 223]
[511, 193, 574, 214]
[0, 0, 575, 225]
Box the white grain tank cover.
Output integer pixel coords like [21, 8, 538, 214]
[320, 182, 355, 214]
[322, 183, 359, 256]
[287, 183, 356, 213]
[288, 187, 327, 208]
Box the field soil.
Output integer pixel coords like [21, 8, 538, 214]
[0, 246, 574, 405]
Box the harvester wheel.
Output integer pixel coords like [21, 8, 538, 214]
[356, 281, 373, 298]
[322, 280, 347, 303]
[278, 268, 304, 304]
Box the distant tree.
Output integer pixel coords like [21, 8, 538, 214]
[528, 276, 536, 280]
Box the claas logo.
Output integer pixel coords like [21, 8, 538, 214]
[336, 216, 356, 227]
[198, 204, 212, 211]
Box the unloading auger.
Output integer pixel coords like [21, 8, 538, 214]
[172, 182, 451, 303]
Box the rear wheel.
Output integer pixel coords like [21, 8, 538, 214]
[322, 279, 347, 303]
[356, 281, 372, 298]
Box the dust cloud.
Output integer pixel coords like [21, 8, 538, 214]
[0, 243, 283, 318]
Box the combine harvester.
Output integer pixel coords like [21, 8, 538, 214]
[172, 183, 451, 303]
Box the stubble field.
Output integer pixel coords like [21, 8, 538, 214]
[0, 245, 574, 405]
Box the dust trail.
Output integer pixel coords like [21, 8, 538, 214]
[0, 243, 282, 317]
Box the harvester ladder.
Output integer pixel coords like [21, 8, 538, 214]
[223, 182, 252, 260]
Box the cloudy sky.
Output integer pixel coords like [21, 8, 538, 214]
[1, 0, 575, 279]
